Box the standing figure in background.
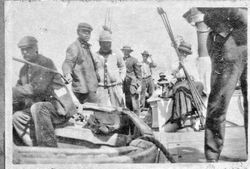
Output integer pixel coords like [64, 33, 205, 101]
[94, 27, 126, 107]
[198, 8, 248, 162]
[13, 36, 76, 147]
[140, 50, 157, 109]
[121, 46, 142, 116]
[157, 72, 170, 98]
[86, 28, 127, 135]
[164, 41, 204, 132]
[62, 22, 98, 104]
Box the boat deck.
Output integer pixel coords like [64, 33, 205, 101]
[154, 126, 247, 163]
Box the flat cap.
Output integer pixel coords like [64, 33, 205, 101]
[77, 22, 93, 32]
[17, 36, 38, 48]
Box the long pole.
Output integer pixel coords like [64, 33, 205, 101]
[13, 57, 69, 84]
[157, 7, 205, 125]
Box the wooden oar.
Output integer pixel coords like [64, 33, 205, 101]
[13, 57, 69, 84]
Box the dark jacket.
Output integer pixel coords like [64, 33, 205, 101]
[13, 54, 76, 117]
[62, 39, 98, 94]
[124, 56, 142, 80]
[123, 56, 142, 94]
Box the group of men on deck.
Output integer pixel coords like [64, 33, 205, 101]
[12, 23, 158, 147]
[12, 7, 248, 163]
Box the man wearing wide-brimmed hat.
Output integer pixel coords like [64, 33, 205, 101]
[62, 22, 98, 104]
[13, 36, 76, 147]
[140, 50, 157, 109]
[164, 41, 204, 132]
[121, 46, 142, 116]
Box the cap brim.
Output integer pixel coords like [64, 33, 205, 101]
[78, 28, 92, 32]
[142, 54, 151, 56]
[121, 49, 133, 52]
[178, 47, 192, 55]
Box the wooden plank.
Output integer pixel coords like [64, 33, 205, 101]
[122, 109, 153, 137]
[14, 142, 158, 164]
[81, 102, 119, 113]
[14, 145, 137, 156]
[15, 154, 134, 164]
[55, 126, 129, 147]
[14, 143, 157, 164]
[155, 126, 247, 163]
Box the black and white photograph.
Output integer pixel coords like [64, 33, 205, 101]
[2, 0, 249, 168]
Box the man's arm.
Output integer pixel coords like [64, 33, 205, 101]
[117, 54, 126, 81]
[62, 44, 78, 77]
[133, 58, 142, 80]
[149, 56, 157, 68]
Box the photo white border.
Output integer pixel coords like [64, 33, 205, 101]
[4, 0, 249, 169]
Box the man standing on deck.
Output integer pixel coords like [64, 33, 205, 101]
[94, 27, 126, 107]
[62, 22, 98, 104]
[140, 50, 157, 109]
[198, 8, 248, 162]
[121, 46, 142, 115]
[13, 36, 76, 147]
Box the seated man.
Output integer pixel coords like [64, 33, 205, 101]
[164, 41, 205, 132]
[157, 72, 170, 98]
[13, 36, 77, 147]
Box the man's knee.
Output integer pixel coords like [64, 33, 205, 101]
[30, 102, 53, 118]
[13, 111, 28, 124]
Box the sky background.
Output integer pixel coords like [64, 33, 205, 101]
[5, 0, 248, 85]
[5, 1, 203, 85]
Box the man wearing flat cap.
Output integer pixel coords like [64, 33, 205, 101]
[140, 50, 157, 109]
[13, 36, 76, 147]
[121, 46, 142, 116]
[62, 22, 98, 104]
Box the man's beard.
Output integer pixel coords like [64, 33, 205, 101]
[99, 48, 112, 55]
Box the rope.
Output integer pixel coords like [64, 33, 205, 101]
[139, 135, 176, 163]
[157, 7, 206, 127]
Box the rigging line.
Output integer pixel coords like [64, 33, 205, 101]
[158, 7, 206, 113]
[161, 9, 205, 108]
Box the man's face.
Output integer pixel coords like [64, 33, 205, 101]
[100, 41, 112, 53]
[21, 45, 38, 61]
[142, 55, 148, 61]
[78, 29, 91, 42]
[122, 50, 131, 56]
[179, 51, 188, 59]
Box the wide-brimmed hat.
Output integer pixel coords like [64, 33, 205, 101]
[141, 50, 151, 57]
[159, 72, 166, 77]
[17, 36, 38, 48]
[121, 46, 133, 52]
[178, 41, 192, 55]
